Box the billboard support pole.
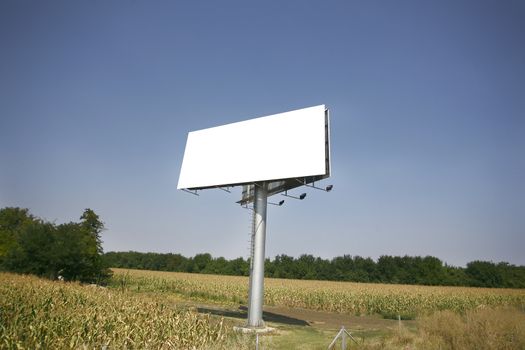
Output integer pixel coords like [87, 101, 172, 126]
[247, 182, 267, 328]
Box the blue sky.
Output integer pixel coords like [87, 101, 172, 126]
[1, 1, 523, 267]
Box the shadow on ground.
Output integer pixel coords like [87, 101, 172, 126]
[197, 306, 310, 326]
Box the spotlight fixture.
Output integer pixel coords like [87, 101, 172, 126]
[282, 191, 307, 200]
[269, 200, 285, 206]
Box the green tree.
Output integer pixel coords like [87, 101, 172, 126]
[296, 254, 316, 279]
[3, 221, 57, 278]
[466, 261, 503, 287]
[377, 255, 399, 283]
[99, 249, 525, 288]
[79, 209, 111, 283]
[54, 222, 107, 282]
[0, 207, 111, 284]
[271, 254, 295, 279]
[228, 257, 249, 276]
[193, 253, 212, 273]
[80, 209, 104, 254]
[0, 207, 36, 267]
[353, 256, 376, 282]
[419, 256, 444, 285]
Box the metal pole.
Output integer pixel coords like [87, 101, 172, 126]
[247, 182, 268, 328]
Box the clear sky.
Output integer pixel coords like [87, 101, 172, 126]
[1, 1, 524, 267]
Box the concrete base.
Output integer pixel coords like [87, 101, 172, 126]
[233, 326, 275, 334]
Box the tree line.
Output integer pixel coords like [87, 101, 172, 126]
[103, 251, 525, 288]
[2, 207, 523, 288]
[0, 207, 111, 283]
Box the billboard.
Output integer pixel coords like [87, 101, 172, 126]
[177, 105, 330, 191]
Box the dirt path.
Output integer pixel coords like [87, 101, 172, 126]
[194, 302, 414, 332]
[263, 305, 413, 331]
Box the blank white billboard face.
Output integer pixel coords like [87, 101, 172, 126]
[178, 105, 330, 190]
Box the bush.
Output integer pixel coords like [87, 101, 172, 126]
[0, 207, 111, 284]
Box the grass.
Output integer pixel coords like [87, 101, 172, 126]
[254, 325, 393, 350]
[243, 307, 525, 350]
[257, 326, 336, 350]
[417, 307, 525, 349]
[318, 307, 525, 350]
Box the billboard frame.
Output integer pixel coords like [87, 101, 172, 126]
[178, 105, 332, 330]
[178, 105, 330, 193]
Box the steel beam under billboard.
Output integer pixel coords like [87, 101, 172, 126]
[177, 105, 330, 191]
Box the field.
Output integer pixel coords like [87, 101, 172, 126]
[112, 268, 525, 319]
[2, 269, 525, 349]
[0, 272, 248, 349]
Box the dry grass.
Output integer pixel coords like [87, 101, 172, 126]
[355, 307, 525, 350]
[417, 307, 525, 350]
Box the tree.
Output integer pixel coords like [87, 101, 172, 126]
[419, 256, 444, 285]
[228, 257, 249, 276]
[353, 256, 377, 282]
[80, 209, 104, 254]
[0, 207, 111, 284]
[271, 254, 295, 279]
[466, 261, 503, 287]
[332, 255, 355, 281]
[77, 208, 111, 283]
[193, 253, 212, 273]
[0, 207, 36, 266]
[99, 249, 525, 288]
[3, 221, 57, 278]
[377, 256, 399, 283]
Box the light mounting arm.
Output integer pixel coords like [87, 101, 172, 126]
[296, 178, 333, 192]
[282, 190, 307, 200]
[182, 189, 199, 196]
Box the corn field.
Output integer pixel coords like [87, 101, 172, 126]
[3, 270, 523, 349]
[112, 268, 525, 319]
[0, 272, 244, 349]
